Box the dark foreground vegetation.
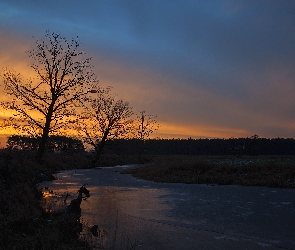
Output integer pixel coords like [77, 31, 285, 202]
[0, 150, 89, 249]
[1, 148, 295, 249]
[0, 149, 139, 250]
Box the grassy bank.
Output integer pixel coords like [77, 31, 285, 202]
[123, 155, 295, 188]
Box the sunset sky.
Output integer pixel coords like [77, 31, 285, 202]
[1, 0, 295, 146]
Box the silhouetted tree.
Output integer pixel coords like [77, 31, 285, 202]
[249, 134, 259, 156]
[77, 87, 133, 165]
[1, 32, 96, 161]
[6, 135, 39, 150]
[134, 111, 159, 162]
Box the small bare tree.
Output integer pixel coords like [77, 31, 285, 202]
[1, 32, 96, 160]
[134, 111, 159, 162]
[78, 87, 134, 165]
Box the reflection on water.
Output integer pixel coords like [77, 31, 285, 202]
[82, 186, 171, 249]
[39, 167, 172, 249]
[39, 167, 295, 249]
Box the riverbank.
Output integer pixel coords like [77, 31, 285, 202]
[1, 152, 295, 249]
[38, 163, 295, 250]
[0, 150, 141, 249]
[0, 150, 92, 249]
[123, 155, 295, 188]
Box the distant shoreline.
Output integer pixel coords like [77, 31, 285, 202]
[122, 155, 295, 189]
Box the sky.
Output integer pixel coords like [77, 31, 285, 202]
[1, 0, 295, 146]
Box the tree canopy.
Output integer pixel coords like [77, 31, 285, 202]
[77, 87, 134, 165]
[1, 32, 97, 160]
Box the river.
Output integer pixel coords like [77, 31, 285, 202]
[39, 165, 295, 250]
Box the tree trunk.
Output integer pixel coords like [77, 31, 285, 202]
[36, 102, 55, 161]
[138, 112, 145, 163]
[92, 129, 109, 167]
[36, 126, 50, 162]
[138, 140, 144, 163]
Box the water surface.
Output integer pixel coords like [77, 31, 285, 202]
[39, 165, 295, 250]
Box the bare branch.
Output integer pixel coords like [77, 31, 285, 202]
[1, 32, 97, 160]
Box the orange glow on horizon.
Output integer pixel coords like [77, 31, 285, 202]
[0, 119, 251, 149]
[156, 122, 249, 139]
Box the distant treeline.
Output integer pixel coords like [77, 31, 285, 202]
[6, 135, 295, 155]
[6, 135, 84, 152]
[104, 137, 295, 156]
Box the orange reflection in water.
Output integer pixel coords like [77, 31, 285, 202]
[39, 176, 173, 249]
[82, 186, 171, 223]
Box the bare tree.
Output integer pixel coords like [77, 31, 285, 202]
[134, 110, 159, 162]
[1, 32, 96, 161]
[77, 87, 133, 165]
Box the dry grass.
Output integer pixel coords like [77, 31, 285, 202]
[122, 155, 295, 188]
